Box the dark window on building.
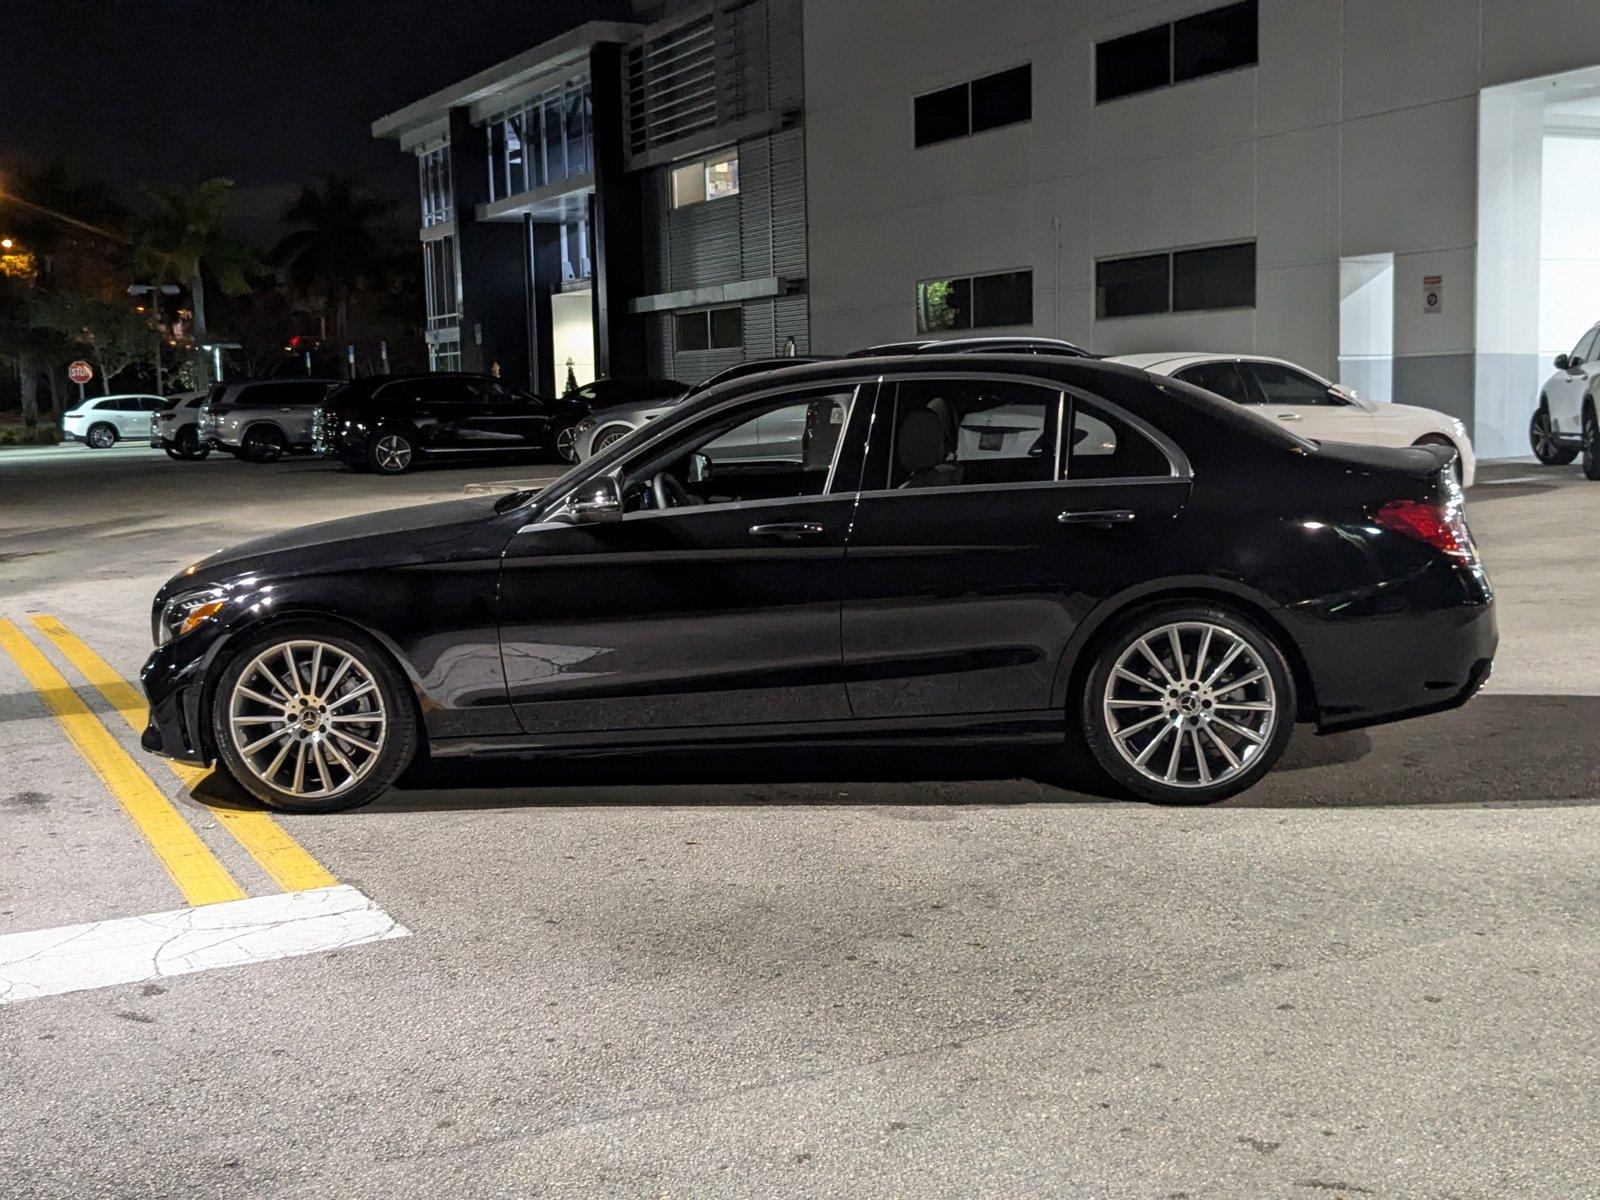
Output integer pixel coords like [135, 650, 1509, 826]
[917, 270, 1032, 333]
[1172, 242, 1255, 311]
[1174, 1, 1257, 83]
[973, 270, 1034, 327]
[1096, 254, 1171, 318]
[1095, 25, 1171, 102]
[676, 306, 742, 351]
[1098, 243, 1255, 318]
[914, 83, 969, 147]
[916, 65, 1031, 146]
[1096, 2, 1257, 103]
[971, 64, 1032, 133]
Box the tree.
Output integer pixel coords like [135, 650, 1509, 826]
[33, 292, 152, 395]
[132, 178, 257, 385]
[271, 177, 394, 359]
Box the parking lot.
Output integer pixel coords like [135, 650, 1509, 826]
[3, 443, 1599, 1198]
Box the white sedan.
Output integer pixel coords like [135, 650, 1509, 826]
[1111, 353, 1476, 487]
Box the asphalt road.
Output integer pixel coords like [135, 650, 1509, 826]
[1, 443, 1597, 1199]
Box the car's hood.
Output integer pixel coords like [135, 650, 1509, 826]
[1375, 402, 1463, 430]
[162, 496, 512, 601]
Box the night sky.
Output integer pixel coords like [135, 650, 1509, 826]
[5, 0, 629, 238]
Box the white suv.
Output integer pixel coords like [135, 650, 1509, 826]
[1530, 321, 1598, 476]
[61, 394, 166, 448]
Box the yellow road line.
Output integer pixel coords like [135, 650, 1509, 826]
[29, 614, 337, 894]
[0, 618, 245, 907]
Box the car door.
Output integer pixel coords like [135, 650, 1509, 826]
[496, 381, 872, 734]
[1240, 360, 1373, 445]
[839, 374, 1191, 719]
[1547, 326, 1599, 434]
[446, 380, 549, 450]
[118, 398, 158, 438]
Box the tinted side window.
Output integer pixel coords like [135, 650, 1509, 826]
[1247, 362, 1333, 406]
[1172, 242, 1255, 311]
[914, 83, 968, 146]
[1172, 361, 1250, 405]
[970, 64, 1031, 133]
[1173, 1, 1257, 82]
[1097, 254, 1169, 318]
[1066, 399, 1172, 480]
[885, 379, 1060, 490]
[1096, 25, 1170, 102]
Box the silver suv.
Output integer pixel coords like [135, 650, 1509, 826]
[198, 379, 339, 462]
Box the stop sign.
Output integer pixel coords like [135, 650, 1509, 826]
[67, 360, 94, 385]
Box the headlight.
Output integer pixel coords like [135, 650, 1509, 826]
[157, 587, 229, 645]
[576, 418, 596, 433]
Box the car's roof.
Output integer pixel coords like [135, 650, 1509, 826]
[1108, 351, 1314, 376]
[849, 336, 1095, 359]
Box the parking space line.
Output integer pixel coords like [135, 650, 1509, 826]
[0, 884, 408, 1006]
[28, 614, 338, 895]
[0, 619, 246, 907]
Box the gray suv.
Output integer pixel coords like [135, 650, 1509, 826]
[198, 379, 339, 462]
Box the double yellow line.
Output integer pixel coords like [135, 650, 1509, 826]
[0, 615, 335, 906]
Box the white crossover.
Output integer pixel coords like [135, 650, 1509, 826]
[61, 394, 167, 449]
[1529, 320, 1597, 475]
[1111, 353, 1476, 487]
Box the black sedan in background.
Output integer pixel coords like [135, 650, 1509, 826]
[143, 353, 1494, 812]
[312, 372, 591, 473]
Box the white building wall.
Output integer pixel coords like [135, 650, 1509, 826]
[803, 0, 1600, 458]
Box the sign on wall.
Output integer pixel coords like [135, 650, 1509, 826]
[1422, 275, 1442, 315]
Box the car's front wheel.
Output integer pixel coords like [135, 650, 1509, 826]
[367, 430, 415, 474]
[1080, 605, 1296, 804]
[1530, 403, 1578, 466]
[590, 424, 631, 455]
[242, 425, 286, 463]
[86, 423, 117, 449]
[211, 623, 418, 813]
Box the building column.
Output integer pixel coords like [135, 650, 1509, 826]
[448, 106, 531, 383]
[525, 215, 562, 396]
[589, 43, 646, 379]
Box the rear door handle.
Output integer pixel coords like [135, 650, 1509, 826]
[1057, 509, 1136, 527]
[749, 521, 825, 542]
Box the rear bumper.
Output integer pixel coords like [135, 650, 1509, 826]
[1289, 565, 1497, 734]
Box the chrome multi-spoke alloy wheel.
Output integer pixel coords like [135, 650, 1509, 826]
[228, 639, 387, 801]
[1101, 620, 1277, 791]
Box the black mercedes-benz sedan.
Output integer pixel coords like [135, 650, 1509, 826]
[141, 354, 1495, 812]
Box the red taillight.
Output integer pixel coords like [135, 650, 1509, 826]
[1374, 499, 1476, 562]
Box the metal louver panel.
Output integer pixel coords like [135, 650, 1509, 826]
[768, 127, 807, 280]
[626, 15, 718, 157]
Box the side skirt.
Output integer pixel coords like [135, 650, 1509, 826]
[427, 710, 1067, 759]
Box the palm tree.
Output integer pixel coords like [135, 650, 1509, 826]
[133, 178, 256, 384]
[271, 177, 394, 356]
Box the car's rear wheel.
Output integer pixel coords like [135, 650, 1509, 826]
[1080, 605, 1296, 805]
[1584, 406, 1600, 482]
[177, 426, 210, 461]
[87, 423, 117, 449]
[242, 425, 286, 463]
[367, 430, 415, 474]
[164, 445, 184, 461]
[211, 623, 418, 813]
[1530, 403, 1577, 465]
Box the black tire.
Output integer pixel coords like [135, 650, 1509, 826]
[164, 446, 184, 461]
[1412, 434, 1464, 484]
[1530, 402, 1578, 466]
[242, 425, 286, 463]
[86, 423, 117, 449]
[177, 426, 210, 461]
[209, 621, 419, 813]
[1584, 406, 1600, 482]
[366, 429, 416, 474]
[1079, 604, 1297, 805]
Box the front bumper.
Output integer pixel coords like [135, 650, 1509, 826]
[140, 627, 228, 765]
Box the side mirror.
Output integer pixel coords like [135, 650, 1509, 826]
[1329, 383, 1363, 406]
[688, 451, 712, 483]
[1555, 353, 1570, 370]
[554, 478, 622, 524]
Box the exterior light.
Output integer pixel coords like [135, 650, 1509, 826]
[0, 237, 12, 250]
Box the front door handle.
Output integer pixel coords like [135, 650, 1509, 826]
[1057, 509, 1136, 527]
[1275, 412, 1303, 421]
[749, 521, 825, 542]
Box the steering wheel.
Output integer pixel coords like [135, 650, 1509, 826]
[651, 470, 693, 509]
